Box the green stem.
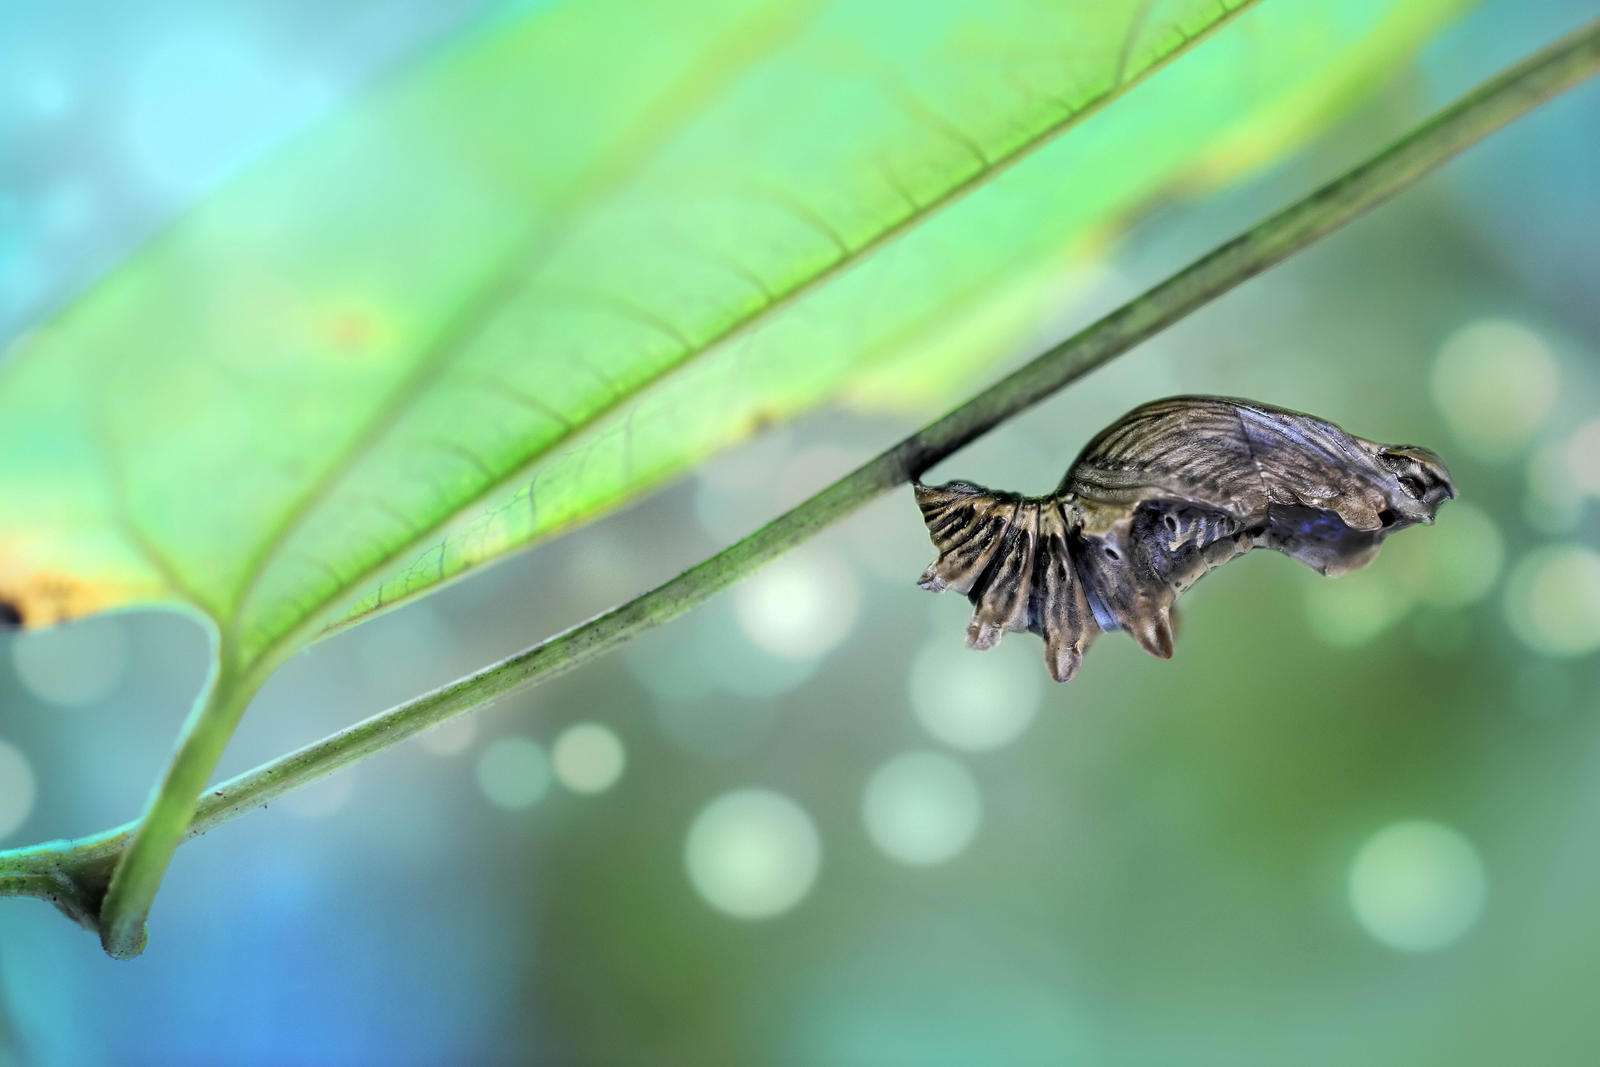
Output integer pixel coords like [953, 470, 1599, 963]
[3, 15, 1597, 956]
[92, 652, 264, 959]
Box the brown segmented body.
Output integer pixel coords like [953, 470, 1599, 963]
[914, 396, 1455, 682]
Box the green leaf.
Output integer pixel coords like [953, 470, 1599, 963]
[0, 0, 1465, 677]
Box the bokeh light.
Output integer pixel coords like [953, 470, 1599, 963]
[476, 736, 553, 810]
[694, 426, 795, 535]
[1524, 442, 1585, 534]
[771, 445, 862, 510]
[631, 627, 791, 759]
[1503, 544, 1600, 657]
[1304, 568, 1416, 648]
[696, 425, 795, 495]
[124, 31, 315, 195]
[1430, 319, 1558, 461]
[0, 739, 37, 841]
[9, 615, 128, 707]
[733, 549, 860, 660]
[907, 638, 1042, 750]
[691, 617, 820, 700]
[1563, 420, 1600, 496]
[861, 751, 982, 867]
[1384, 500, 1504, 608]
[278, 771, 357, 820]
[22, 70, 74, 119]
[416, 716, 479, 757]
[849, 493, 933, 584]
[684, 789, 821, 920]
[624, 633, 719, 704]
[1348, 821, 1487, 953]
[551, 723, 625, 795]
[351, 603, 461, 695]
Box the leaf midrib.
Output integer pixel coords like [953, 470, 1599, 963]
[222, 0, 827, 650]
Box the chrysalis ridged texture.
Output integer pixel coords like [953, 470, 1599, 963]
[915, 396, 1456, 682]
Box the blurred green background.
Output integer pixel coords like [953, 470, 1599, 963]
[2, 0, 1599, 1064]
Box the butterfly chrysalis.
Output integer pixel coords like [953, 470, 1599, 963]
[914, 396, 1455, 682]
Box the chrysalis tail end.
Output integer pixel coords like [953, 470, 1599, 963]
[913, 481, 1017, 597]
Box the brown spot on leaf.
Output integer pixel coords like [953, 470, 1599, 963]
[316, 300, 391, 356]
[326, 310, 375, 350]
[0, 566, 164, 630]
